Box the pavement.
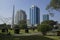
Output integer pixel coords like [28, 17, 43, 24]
[13, 32, 42, 36]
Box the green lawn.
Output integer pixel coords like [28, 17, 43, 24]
[8, 29, 38, 35]
[0, 29, 38, 35]
[0, 35, 54, 40]
[45, 36, 60, 40]
[0, 29, 60, 40]
[0, 31, 60, 40]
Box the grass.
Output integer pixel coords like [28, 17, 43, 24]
[45, 36, 60, 40]
[8, 29, 38, 35]
[16, 35, 53, 40]
[0, 29, 38, 35]
[0, 29, 60, 40]
[0, 35, 54, 40]
[0, 30, 1, 33]
[1, 33, 60, 40]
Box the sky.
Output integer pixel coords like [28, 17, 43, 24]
[0, 0, 60, 24]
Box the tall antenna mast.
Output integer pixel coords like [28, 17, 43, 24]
[11, 5, 15, 28]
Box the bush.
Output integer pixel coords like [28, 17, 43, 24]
[14, 29, 20, 34]
[14, 25, 20, 34]
[38, 24, 53, 35]
[2, 29, 6, 32]
[25, 28, 29, 33]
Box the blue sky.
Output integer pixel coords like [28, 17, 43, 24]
[0, 0, 60, 24]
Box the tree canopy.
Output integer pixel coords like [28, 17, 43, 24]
[46, 0, 60, 11]
[41, 20, 57, 26]
[38, 20, 57, 35]
[38, 24, 52, 35]
[18, 20, 27, 29]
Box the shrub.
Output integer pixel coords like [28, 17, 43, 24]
[38, 24, 53, 35]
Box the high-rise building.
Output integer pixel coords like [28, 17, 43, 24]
[43, 14, 49, 21]
[30, 5, 40, 26]
[15, 10, 27, 24]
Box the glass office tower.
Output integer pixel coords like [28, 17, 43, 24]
[30, 5, 40, 26]
[43, 14, 49, 21]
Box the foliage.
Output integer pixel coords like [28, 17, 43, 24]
[18, 20, 29, 33]
[2, 29, 6, 32]
[1, 23, 8, 33]
[14, 29, 20, 34]
[46, 0, 60, 11]
[25, 28, 29, 33]
[18, 20, 27, 29]
[41, 20, 57, 26]
[38, 20, 57, 35]
[38, 24, 53, 35]
[14, 25, 20, 34]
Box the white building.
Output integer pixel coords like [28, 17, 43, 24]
[15, 10, 27, 25]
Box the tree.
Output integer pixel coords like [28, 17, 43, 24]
[38, 24, 52, 35]
[38, 20, 57, 35]
[1, 23, 8, 33]
[14, 25, 20, 34]
[41, 20, 57, 26]
[46, 0, 60, 11]
[46, 0, 60, 36]
[19, 20, 27, 29]
[19, 20, 29, 33]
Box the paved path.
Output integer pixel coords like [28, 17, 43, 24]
[13, 32, 42, 36]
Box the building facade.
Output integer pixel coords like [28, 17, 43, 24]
[27, 19, 31, 26]
[15, 10, 27, 24]
[30, 5, 40, 26]
[43, 14, 49, 21]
